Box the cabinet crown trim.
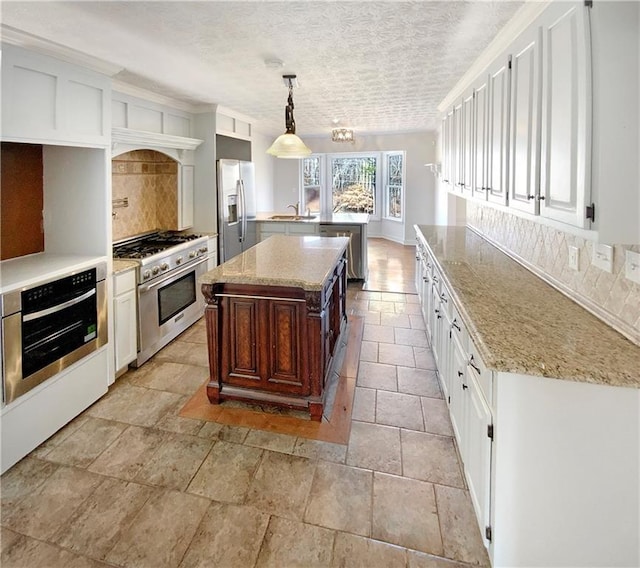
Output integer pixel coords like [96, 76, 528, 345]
[111, 127, 203, 151]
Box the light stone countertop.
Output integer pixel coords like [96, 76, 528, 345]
[199, 235, 350, 292]
[112, 260, 139, 275]
[254, 212, 370, 224]
[415, 225, 640, 389]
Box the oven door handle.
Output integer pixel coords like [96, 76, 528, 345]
[138, 257, 207, 293]
[23, 288, 96, 322]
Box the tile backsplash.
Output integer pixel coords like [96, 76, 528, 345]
[466, 202, 640, 345]
[112, 150, 178, 241]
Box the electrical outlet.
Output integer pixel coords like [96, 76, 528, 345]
[568, 246, 580, 271]
[592, 243, 613, 273]
[625, 250, 640, 284]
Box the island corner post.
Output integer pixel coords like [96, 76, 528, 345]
[200, 238, 348, 421]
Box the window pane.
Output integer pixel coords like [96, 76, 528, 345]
[387, 154, 403, 219]
[302, 157, 321, 213]
[331, 157, 376, 215]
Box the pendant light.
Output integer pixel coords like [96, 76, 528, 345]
[266, 74, 312, 159]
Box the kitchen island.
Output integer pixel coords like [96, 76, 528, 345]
[199, 235, 349, 420]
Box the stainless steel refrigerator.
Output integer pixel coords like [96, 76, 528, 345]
[217, 159, 257, 263]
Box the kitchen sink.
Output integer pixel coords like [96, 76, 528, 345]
[268, 214, 316, 220]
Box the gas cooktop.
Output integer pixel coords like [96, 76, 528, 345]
[113, 231, 205, 260]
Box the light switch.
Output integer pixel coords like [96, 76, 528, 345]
[625, 250, 640, 284]
[592, 243, 613, 273]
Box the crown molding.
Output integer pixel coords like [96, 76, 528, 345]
[1, 25, 124, 76]
[215, 105, 257, 126]
[438, 0, 552, 111]
[112, 80, 204, 114]
[111, 127, 203, 151]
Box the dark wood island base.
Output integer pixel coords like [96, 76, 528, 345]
[200, 236, 349, 421]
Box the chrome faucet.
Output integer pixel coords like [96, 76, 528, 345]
[287, 202, 300, 216]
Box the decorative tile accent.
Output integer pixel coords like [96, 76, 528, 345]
[112, 150, 178, 241]
[467, 203, 640, 344]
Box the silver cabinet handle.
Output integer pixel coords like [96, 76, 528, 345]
[23, 289, 96, 322]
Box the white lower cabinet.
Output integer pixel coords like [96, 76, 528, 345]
[113, 269, 137, 374]
[256, 221, 319, 242]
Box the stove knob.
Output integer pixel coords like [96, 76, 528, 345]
[188, 251, 196, 259]
[176, 256, 183, 265]
[160, 263, 169, 271]
[199, 246, 208, 254]
[143, 269, 152, 280]
[152, 266, 160, 276]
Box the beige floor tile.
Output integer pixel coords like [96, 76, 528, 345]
[42, 417, 127, 468]
[218, 424, 250, 443]
[410, 315, 427, 330]
[106, 488, 210, 568]
[357, 361, 397, 391]
[87, 384, 182, 427]
[357, 310, 382, 325]
[134, 433, 213, 490]
[127, 361, 208, 395]
[376, 391, 425, 431]
[54, 478, 153, 560]
[291, 438, 347, 464]
[331, 532, 407, 567]
[346, 421, 402, 474]
[395, 327, 429, 347]
[380, 292, 408, 303]
[187, 440, 262, 503]
[406, 294, 421, 304]
[180, 502, 270, 568]
[244, 429, 297, 453]
[414, 347, 438, 370]
[434, 485, 490, 566]
[381, 312, 411, 328]
[88, 425, 166, 480]
[304, 461, 373, 536]
[408, 550, 473, 568]
[0, 528, 22, 555]
[356, 291, 382, 300]
[197, 421, 224, 439]
[1, 536, 110, 568]
[178, 320, 207, 344]
[0, 457, 58, 508]
[152, 340, 209, 367]
[369, 300, 397, 313]
[421, 397, 454, 437]
[155, 396, 203, 436]
[398, 367, 442, 398]
[2, 466, 102, 540]
[372, 472, 443, 555]
[32, 415, 90, 456]
[255, 516, 335, 568]
[245, 451, 317, 520]
[378, 342, 416, 367]
[348, 299, 370, 312]
[401, 430, 465, 488]
[352, 387, 376, 422]
[363, 324, 395, 344]
[394, 302, 423, 315]
[359, 340, 379, 362]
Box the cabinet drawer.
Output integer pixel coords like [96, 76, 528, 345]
[468, 341, 492, 407]
[288, 223, 318, 235]
[114, 269, 136, 296]
[260, 222, 287, 233]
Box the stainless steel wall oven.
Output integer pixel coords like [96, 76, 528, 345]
[1, 262, 108, 404]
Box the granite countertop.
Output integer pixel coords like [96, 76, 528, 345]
[254, 212, 370, 224]
[415, 225, 640, 389]
[112, 260, 138, 275]
[199, 235, 350, 292]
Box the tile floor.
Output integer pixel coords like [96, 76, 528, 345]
[1, 241, 490, 568]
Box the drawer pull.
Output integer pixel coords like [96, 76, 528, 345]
[451, 319, 461, 332]
[462, 383, 468, 390]
[457, 371, 464, 378]
[440, 293, 448, 303]
[469, 354, 481, 374]
[423, 276, 429, 282]
[432, 275, 439, 283]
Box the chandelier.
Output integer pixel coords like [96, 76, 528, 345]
[331, 128, 354, 143]
[266, 74, 312, 159]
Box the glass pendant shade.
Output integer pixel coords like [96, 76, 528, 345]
[266, 132, 312, 158]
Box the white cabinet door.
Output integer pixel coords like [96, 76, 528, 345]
[452, 101, 463, 190]
[178, 165, 195, 230]
[114, 289, 137, 372]
[441, 115, 450, 187]
[509, 27, 542, 214]
[449, 340, 467, 449]
[539, 1, 592, 228]
[461, 90, 475, 196]
[487, 58, 511, 205]
[2, 45, 110, 146]
[464, 372, 493, 546]
[473, 78, 489, 200]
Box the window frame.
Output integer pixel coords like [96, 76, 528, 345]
[382, 151, 405, 222]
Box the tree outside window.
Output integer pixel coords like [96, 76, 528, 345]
[331, 156, 376, 215]
[386, 152, 403, 220]
[302, 156, 321, 213]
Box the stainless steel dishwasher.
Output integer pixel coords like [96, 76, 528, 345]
[319, 224, 364, 279]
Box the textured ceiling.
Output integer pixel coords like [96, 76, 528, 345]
[1, 1, 525, 136]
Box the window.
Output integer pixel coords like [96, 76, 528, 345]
[302, 156, 321, 213]
[330, 155, 377, 215]
[384, 152, 404, 220]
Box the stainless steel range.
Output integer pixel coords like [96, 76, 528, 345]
[113, 231, 209, 367]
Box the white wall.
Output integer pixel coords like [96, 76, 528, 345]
[270, 131, 437, 244]
[251, 130, 275, 212]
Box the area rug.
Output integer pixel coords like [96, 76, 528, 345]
[179, 316, 363, 444]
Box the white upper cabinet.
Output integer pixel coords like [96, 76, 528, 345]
[461, 90, 475, 196]
[473, 77, 489, 200]
[452, 101, 463, 190]
[508, 25, 541, 215]
[1, 45, 110, 147]
[441, 113, 453, 187]
[539, 1, 591, 228]
[486, 58, 510, 206]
